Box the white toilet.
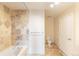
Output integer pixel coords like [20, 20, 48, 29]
[47, 36, 54, 48]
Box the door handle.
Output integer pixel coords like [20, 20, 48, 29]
[68, 38, 71, 40]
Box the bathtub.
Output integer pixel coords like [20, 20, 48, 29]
[0, 46, 27, 56]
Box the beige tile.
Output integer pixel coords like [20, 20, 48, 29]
[45, 43, 63, 56]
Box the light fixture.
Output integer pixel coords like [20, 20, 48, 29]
[50, 4, 54, 8]
[49, 2, 60, 8]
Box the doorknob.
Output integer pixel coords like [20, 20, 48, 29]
[68, 38, 71, 40]
[26, 29, 29, 34]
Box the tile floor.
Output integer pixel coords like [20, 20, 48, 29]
[45, 43, 63, 56]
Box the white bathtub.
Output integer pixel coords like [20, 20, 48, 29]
[0, 46, 27, 56]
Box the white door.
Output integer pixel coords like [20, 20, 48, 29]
[58, 10, 74, 55]
[27, 10, 45, 55]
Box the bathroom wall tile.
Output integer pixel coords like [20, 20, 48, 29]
[0, 5, 11, 51]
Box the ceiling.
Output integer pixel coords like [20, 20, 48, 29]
[45, 3, 74, 17]
[1, 2, 27, 10]
[1, 2, 74, 17]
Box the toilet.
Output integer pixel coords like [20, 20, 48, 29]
[47, 36, 54, 48]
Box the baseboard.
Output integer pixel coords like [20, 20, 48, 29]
[54, 43, 67, 56]
[58, 49, 67, 56]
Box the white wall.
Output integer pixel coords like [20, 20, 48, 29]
[54, 18, 59, 45]
[73, 4, 79, 55]
[28, 10, 45, 55]
[45, 16, 54, 43]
